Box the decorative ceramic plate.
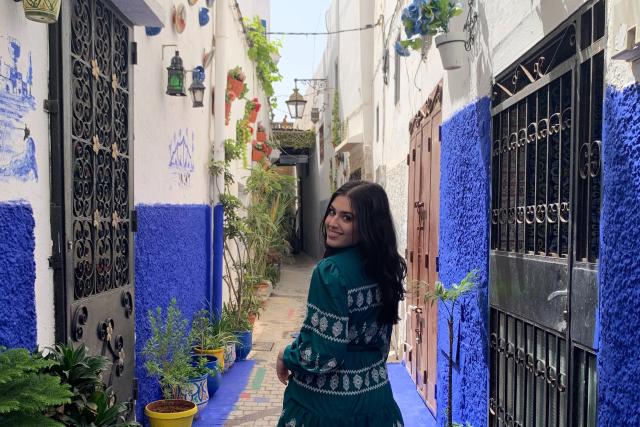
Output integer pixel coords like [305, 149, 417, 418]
[188, 0, 198, 5]
[173, 4, 187, 34]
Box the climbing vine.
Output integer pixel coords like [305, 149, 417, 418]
[245, 16, 282, 110]
[332, 89, 341, 147]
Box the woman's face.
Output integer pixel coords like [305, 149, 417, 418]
[325, 195, 358, 248]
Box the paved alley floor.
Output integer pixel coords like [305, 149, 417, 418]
[209, 254, 435, 427]
[224, 255, 314, 426]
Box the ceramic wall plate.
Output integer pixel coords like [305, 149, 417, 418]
[206, 0, 214, 7]
[173, 4, 187, 34]
[188, 0, 198, 5]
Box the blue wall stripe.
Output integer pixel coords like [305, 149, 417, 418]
[134, 204, 212, 422]
[438, 98, 491, 427]
[0, 201, 36, 350]
[598, 83, 640, 424]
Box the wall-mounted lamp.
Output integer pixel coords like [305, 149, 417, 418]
[286, 78, 328, 120]
[189, 66, 206, 108]
[163, 47, 207, 107]
[166, 50, 186, 96]
[310, 107, 320, 124]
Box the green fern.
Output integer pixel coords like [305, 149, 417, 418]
[0, 347, 72, 425]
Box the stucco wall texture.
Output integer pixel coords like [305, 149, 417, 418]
[437, 98, 491, 427]
[598, 83, 640, 424]
[134, 204, 212, 421]
[0, 202, 36, 349]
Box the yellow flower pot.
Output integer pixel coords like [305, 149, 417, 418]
[144, 399, 197, 427]
[194, 346, 225, 370]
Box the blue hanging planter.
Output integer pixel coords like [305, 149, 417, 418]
[145, 26, 162, 36]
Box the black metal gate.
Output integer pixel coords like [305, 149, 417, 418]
[49, 0, 135, 415]
[489, 1, 604, 425]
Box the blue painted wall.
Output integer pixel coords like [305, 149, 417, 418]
[134, 204, 212, 421]
[598, 83, 640, 424]
[0, 201, 36, 349]
[437, 98, 491, 427]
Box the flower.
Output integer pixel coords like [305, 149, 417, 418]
[394, 40, 410, 57]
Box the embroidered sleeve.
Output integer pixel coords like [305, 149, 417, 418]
[283, 259, 348, 374]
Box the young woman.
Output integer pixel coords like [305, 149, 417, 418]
[276, 181, 407, 427]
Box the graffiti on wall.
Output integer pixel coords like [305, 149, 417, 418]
[169, 128, 195, 186]
[0, 37, 37, 182]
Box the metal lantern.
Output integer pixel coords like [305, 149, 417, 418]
[189, 66, 206, 108]
[310, 107, 320, 124]
[166, 51, 186, 96]
[286, 87, 306, 119]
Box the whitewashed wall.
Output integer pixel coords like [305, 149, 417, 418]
[0, 3, 54, 347]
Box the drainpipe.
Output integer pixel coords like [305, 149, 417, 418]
[211, 0, 228, 320]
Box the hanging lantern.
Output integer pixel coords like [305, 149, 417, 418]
[189, 66, 206, 107]
[166, 51, 186, 96]
[286, 87, 306, 119]
[310, 107, 320, 124]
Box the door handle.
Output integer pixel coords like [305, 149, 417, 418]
[409, 305, 423, 314]
[547, 289, 568, 301]
[414, 201, 424, 208]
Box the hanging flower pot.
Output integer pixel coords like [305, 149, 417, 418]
[256, 130, 267, 143]
[227, 67, 246, 100]
[23, 0, 61, 24]
[435, 32, 466, 70]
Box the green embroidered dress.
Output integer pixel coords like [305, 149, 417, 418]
[278, 247, 404, 427]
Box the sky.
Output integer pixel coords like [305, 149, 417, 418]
[269, 0, 332, 122]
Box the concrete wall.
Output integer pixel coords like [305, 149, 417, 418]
[0, 3, 55, 348]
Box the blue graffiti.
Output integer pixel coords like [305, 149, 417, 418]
[169, 128, 195, 186]
[0, 37, 37, 181]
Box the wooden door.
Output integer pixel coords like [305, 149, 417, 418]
[406, 84, 442, 414]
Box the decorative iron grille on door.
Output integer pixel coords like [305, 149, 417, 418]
[489, 1, 604, 426]
[51, 0, 135, 415]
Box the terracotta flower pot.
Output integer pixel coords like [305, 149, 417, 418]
[256, 130, 267, 143]
[227, 75, 244, 99]
[247, 109, 258, 124]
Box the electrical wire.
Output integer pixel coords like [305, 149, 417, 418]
[264, 20, 381, 36]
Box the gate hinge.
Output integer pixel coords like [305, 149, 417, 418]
[435, 256, 439, 272]
[434, 383, 437, 396]
[43, 99, 59, 114]
[438, 125, 442, 141]
[423, 369, 427, 385]
[131, 209, 138, 232]
[133, 377, 138, 400]
[131, 42, 138, 65]
[48, 253, 63, 270]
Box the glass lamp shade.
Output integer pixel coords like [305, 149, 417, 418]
[189, 66, 206, 108]
[166, 51, 186, 96]
[286, 88, 306, 119]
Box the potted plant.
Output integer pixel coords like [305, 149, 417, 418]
[22, 0, 61, 24]
[424, 270, 478, 427]
[251, 140, 267, 162]
[256, 122, 267, 143]
[220, 304, 253, 361]
[245, 98, 261, 124]
[142, 298, 201, 426]
[190, 308, 237, 371]
[226, 66, 246, 100]
[44, 343, 139, 426]
[396, 0, 465, 70]
[0, 346, 73, 425]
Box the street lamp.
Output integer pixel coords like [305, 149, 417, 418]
[286, 78, 328, 120]
[166, 50, 186, 96]
[286, 86, 306, 120]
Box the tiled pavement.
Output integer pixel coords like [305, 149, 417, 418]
[223, 255, 314, 426]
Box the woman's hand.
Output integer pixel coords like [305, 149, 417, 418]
[276, 348, 290, 385]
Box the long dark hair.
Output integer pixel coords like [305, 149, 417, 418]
[322, 181, 407, 324]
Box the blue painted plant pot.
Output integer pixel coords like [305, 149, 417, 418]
[173, 374, 209, 416]
[235, 330, 252, 361]
[145, 26, 161, 36]
[208, 370, 220, 395]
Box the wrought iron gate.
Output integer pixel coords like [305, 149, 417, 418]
[49, 0, 135, 415]
[489, 1, 603, 426]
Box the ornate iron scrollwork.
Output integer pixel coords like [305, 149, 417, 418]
[98, 318, 126, 377]
[71, 305, 88, 341]
[121, 291, 133, 318]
